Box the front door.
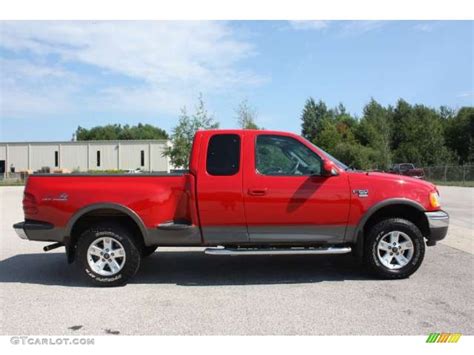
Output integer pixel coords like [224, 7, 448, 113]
[243, 133, 350, 243]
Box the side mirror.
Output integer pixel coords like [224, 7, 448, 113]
[322, 160, 339, 177]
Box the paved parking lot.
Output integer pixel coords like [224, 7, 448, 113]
[0, 185, 472, 335]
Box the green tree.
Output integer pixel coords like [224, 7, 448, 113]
[355, 99, 392, 170]
[393, 104, 453, 166]
[75, 123, 168, 141]
[317, 118, 340, 151]
[332, 142, 378, 170]
[334, 103, 358, 144]
[390, 99, 412, 152]
[439, 105, 455, 121]
[444, 107, 474, 164]
[301, 98, 332, 144]
[299, 97, 472, 171]
[164, 94, 219, 169]
[235, 99, 261, 129]
[300, 99, 368, 169]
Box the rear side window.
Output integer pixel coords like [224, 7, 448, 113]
[206, 134, 240, 176]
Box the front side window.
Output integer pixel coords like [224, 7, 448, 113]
[206, 134, 240, 176]
[256, 135, 322, 176]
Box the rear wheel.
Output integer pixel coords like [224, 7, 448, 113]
[364, 218, 425, 279]
[76, 223, 141, 286]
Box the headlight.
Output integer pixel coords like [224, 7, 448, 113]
[429, 191, 440, 208]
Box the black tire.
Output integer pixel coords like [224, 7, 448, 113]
[142, 245, 158, 257]
[76, 222, 141, 287]
[364, 218, 425, 279]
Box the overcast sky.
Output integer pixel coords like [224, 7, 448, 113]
[0, 20, 472, 141]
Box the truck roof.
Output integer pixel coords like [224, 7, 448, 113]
[195, 128, 298, 136]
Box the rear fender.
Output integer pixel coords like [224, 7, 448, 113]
[66, 203, 148, 242]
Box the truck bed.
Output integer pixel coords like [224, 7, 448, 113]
[22, 173, 201, 245]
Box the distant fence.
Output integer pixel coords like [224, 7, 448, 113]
[0, 172, 27, 182]
[421, 165, 474, 185]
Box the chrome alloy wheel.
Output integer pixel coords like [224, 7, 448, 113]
[376, 231, 414, 270]
[87, 237, 126, 276]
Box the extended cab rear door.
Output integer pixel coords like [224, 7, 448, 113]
[196, 131, 248, 244]
[242, 131, 351, 243]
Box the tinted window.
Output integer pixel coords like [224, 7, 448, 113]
[256, 135, 322, 176]
[206, 134, 240, 176]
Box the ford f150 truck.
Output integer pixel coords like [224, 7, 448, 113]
[14, 130, 449, 286]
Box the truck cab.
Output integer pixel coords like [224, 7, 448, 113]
[193, 130, 350, 245]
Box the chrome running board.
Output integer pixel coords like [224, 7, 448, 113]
[204, 246, 352, 256]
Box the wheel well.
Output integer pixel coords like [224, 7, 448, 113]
[363, 204, 430, 239]
[68, 208, 145, 262]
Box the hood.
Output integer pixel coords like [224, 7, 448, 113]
[350, 171, 436, 190]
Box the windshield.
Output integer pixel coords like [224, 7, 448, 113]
[306, 141, 349, 170]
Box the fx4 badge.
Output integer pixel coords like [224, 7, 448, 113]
[353, 189, 369, 198]
[42, 193, 68, 202]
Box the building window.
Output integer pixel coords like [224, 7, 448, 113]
[140, 150, 145, 167]
[97, 150, 101, 167]
[54, 151, 59, 167]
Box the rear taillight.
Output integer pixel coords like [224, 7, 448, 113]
[23, 192, 38, 215]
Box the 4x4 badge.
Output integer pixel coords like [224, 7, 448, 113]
[353, 189, 369, 198]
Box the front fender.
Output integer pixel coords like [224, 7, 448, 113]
[350, 198, 426, 257]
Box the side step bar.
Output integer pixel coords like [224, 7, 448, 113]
[204, 246, 352, 256]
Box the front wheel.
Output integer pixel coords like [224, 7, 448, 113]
[364, 218, 425, 279]
[76, 223, 141, 286]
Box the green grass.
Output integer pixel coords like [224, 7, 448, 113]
[428, 180, 474, 187]
[0, 180, 25, 186]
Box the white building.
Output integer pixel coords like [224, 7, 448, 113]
[0, 140, 171, 174]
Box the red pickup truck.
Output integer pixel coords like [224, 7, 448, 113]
[14, 130, 449, 286]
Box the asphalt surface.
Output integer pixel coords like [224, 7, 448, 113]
[437, 186, 474, 254]
[0, 185, 472, 335]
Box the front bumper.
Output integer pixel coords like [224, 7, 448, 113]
[13, 220, 56, 241]
[425, 210, 449, 245]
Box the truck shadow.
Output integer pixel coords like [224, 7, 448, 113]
[0, 251, 373, 287]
